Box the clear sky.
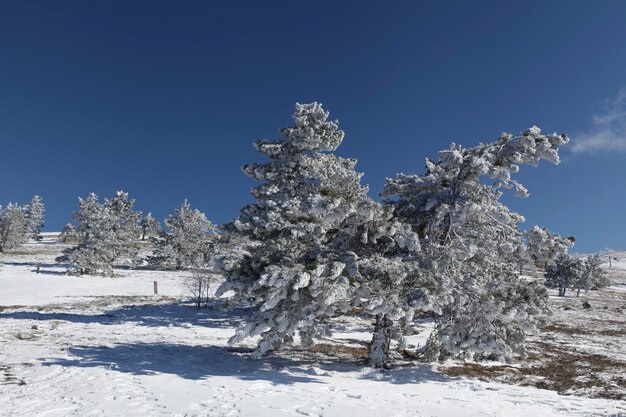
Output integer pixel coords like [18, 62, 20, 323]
[1, 1, 625, 253]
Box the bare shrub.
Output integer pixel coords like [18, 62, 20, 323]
[185, 268, 215, 309]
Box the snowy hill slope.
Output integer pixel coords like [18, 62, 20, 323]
[0, 236, 624, 417]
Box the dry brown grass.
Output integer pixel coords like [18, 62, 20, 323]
[285, 341, 369, 362]
[441, 341, 626, 400]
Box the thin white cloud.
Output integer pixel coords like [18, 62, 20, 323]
[571, 87, 626, 154]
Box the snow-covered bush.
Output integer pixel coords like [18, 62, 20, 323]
[217, 102, 423, 364]
[151, 200, 215, 269]
[527, 226, 575, 269]
[383, 126, 569, 361]
[58, 191, 142, 276]
[0, 203, 29, 252]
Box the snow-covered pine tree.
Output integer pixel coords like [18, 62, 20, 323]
[151, 200, 215, 269]
[382, 126, 569, 361]
[73, 193, 102, 241]
[527, 226, 575, 269]
[217, 102, 422, 364]
[59, 223, 80, 243]
[0, 203, 29, 252]
[545, 254, 609, 297]
[545, 254, 583, 297]
[25, 195, 45, 241]
[585, 254, 610, 290]
[140, 212, 161, 241]
[59, 191, 142, 276]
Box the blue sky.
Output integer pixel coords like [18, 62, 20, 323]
[1, 1, 625, 253]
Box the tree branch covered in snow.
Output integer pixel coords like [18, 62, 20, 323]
[382, 126, 570, 361]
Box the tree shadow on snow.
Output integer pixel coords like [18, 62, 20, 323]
[40, 341, 452, 386]
[3, 261, 59, 268]
[41, 343, 325, 385]
[0, 302, 251, 329]
[3, 302, 453, 386]
[359, 364, 451, 384]
[2, 261, 69, 275]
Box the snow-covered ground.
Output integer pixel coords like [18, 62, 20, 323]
[1, 235, 625, 417]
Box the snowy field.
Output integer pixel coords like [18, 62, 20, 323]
[1, 235, 625, 417]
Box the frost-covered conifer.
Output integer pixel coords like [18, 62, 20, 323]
[152, 200, 215, 269]
[140, 212, 161, 241]
[585, 254, 610, 290]
[59, 223, 80, 243]
[527, 226, 575, 269]
[383, 126, 569, 361]
[545, 254, 583, 297]
[0, 203, 29, 252]
[217, 103, 422, 364]
[25, 195, 45, 241]
[73, 193, 102, 241]
[547, 254, 610, 297]
[59, 192, 142, 275]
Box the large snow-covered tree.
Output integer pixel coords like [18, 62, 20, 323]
[382, 126, 569, 361]
[151, 200, 215, 269]
[0, 203, 29, 252]
[25, 195, 45, 241]
[217, 102, 422, 364]
[59, 191, 142, 276]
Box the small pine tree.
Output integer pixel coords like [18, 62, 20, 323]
[25, 195, 45, 241]
[140, 212, 161, 241]
[152, 200, 215, 269]
[545, 254, 583, 297]
[74, 193, 102, 241]
[0, 203, 29, 252]
[545, 254, 610, 297]
[59, 223, 80, 243]
[585, 254, 610, 290]
[59, 191, 142, 276]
